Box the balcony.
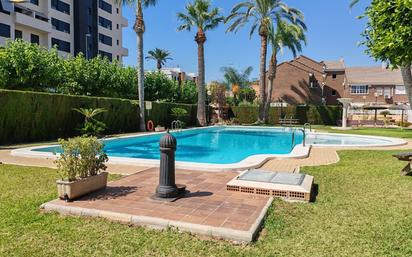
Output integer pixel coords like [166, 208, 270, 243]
[120, 47, 128, 57]
[14, 5, 51, 33]
[121, 17, 128, 27]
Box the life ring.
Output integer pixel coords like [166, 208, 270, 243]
[147, 120, 154, 131]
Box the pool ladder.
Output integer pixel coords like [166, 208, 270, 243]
[303, 123, 312, 132]
[291, 128, 306, 149]
[171, 120, 183, 132]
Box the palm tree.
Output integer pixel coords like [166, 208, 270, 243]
[225, 0, 305, 122]
[177, 0, 224, 126]
[263, 21, 306, 122]
[220, 66, 253, 101]
[73, 108, 107, 124]
[146, 48, 173, 70]
[115, 0, 158, 131]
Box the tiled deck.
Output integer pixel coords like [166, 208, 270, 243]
[41, 168, 272, 242]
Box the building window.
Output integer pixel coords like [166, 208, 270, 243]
[332, 73, 337, 79]
[98, 33, 112, 46]
[116, 7, 119, 14]
[0, 2, 11, 15]
[116, 24, 119, 30]
[350, 85, 369, 95]
[99, 50, 112, 61]
[117, 55, 120, 61]
[116, 39, 119, 45]
[14, 29, 22, 39]
[0, 23, 11, 38]
[395, 85, 406, 95]
[51, 38, 70, 53]
[51, 18, 70, 34]
[51, 0, 70, 15]
[98, 16, 112, 30]
[376, 87, 383, 96]
[99, 0, 112, 14]
[30, 34, 39, 44]
[30, 0, 39, 5]
[331, 90, 337, 96]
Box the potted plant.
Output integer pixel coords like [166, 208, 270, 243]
[55, 136, 109, 201]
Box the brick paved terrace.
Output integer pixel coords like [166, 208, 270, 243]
[42, 168, 272, 243]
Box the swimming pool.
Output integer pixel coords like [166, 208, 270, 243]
[31, 127, 304, 165]
[12, 126, 406, 171]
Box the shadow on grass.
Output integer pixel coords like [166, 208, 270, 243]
[310, 183, 319, 203]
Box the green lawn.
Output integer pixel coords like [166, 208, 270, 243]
[1, 150, 412, 256]
[312, 125, 412, 139]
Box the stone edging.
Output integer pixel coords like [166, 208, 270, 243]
[40, 197, 274, 243]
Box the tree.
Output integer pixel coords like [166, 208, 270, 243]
[352, 0, 412, 109]
[146, 48, 173, 70]
[263, 20, 306, 122]
[220, 66, 253, 103]
[226, 0, 305, 122]
[115, 0, 158, 131]
[0, 39, 63, 91]
[177, 0, 224, 126]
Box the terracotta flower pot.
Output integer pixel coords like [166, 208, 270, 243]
[56, 172, 108, 200]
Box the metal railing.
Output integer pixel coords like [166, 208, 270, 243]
[303, 122, 312, 132]
[171, 120, 183, 132]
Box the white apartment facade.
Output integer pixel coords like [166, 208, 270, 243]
[0, 0, 128, 62]
[160, 67, 197, 84]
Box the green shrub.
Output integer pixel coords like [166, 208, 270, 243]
[0, 89, 197, 144]
[171, 107, 188, 120]
[55, 136, 108, 182]
[73, 108, 107, 136]
[232, 105, 342, 125]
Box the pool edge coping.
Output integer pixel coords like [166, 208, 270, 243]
[10, 125, 407, 172]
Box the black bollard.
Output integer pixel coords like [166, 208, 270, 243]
[155, 130, 186, 200]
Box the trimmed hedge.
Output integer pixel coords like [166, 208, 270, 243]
[232, 105, 342, 125]
[0, 90, 196, 145]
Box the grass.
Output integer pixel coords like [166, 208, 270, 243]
[1, 150, 412, 256]
[312, 125, 412, 139]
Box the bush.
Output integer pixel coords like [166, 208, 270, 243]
[55, 136, 108, 182]
[232, 105, 342, 125]
[0, 89, 197, 145]
[0, 40, 196, 103]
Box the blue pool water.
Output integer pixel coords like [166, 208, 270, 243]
[34, 127, 303, 164]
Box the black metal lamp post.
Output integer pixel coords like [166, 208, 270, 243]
[155, 130, 186, 200]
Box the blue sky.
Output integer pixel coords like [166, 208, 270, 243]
[122, 0, 372, 82]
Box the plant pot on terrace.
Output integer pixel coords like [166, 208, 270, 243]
[55, 136, 109, 201]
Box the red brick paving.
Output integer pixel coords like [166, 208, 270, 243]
[47, 168, 271, 232]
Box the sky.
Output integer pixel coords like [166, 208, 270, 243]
[121, 0, 373, 82]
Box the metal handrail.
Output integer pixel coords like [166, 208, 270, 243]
[171, 120, 183, 132]
[303, 122, 312, 132]
[298, 128, 306, 147]
[291, 129, 295, 148]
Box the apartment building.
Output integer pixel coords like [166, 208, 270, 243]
[0, 0, 128, 62]
[160, 67, 197, 85]
[262, 55, 408, 107]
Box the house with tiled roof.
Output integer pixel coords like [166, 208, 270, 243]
[261, 55, 409, 107]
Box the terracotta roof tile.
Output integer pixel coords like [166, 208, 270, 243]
[345, 66, 404, 85]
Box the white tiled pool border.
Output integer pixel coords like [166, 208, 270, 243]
[10, 126, 407, 172]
